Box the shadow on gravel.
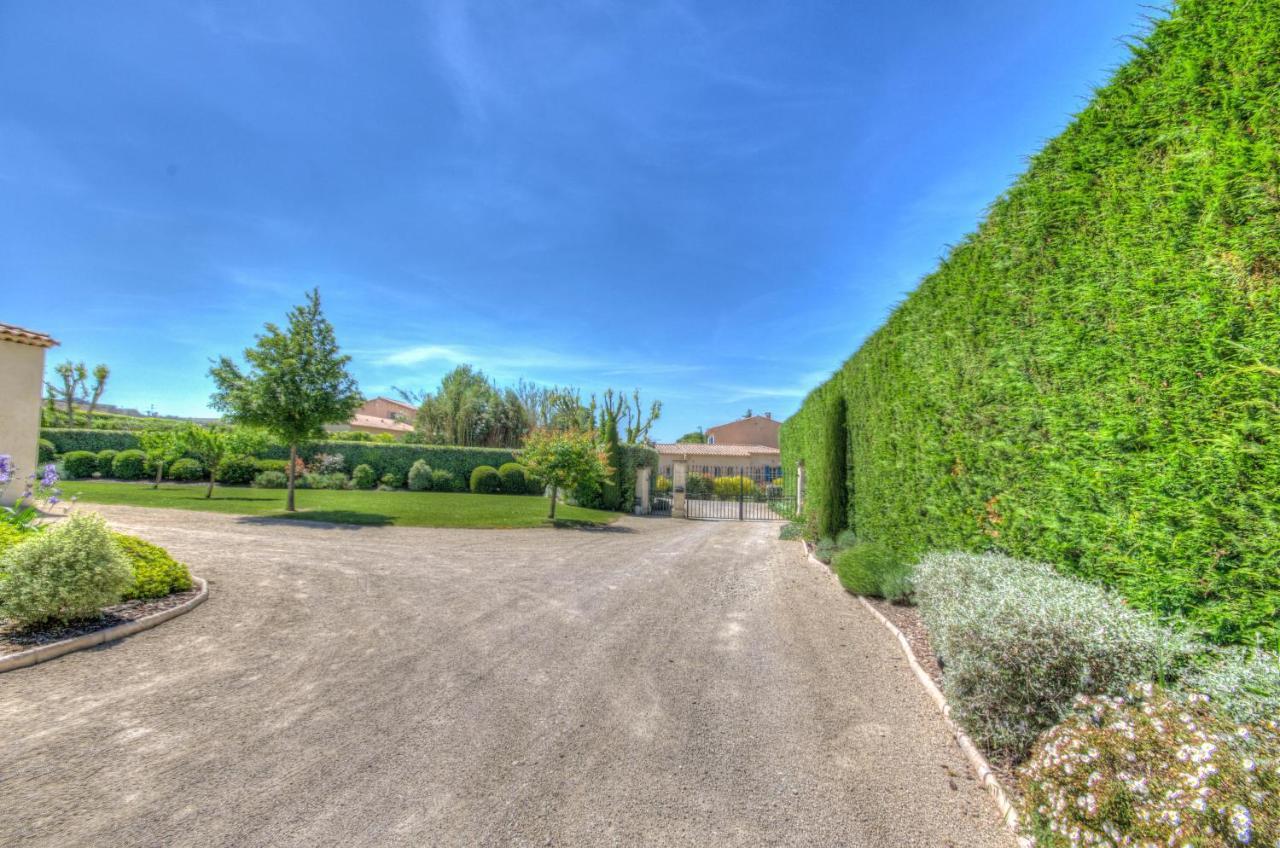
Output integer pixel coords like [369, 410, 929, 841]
[549, 519, 635, 532]
[235, 511, 394, 529]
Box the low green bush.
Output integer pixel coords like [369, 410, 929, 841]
[813, 537, 838, 564]
[498, 462, 528, 494]
[351, 464, 377, 490]
[834, 529, 856, 549]
[303, 472, 349, 490]
[0, 523, 32, 554]
[253, 470, 288, 489]
[778, 522, 805, 541]
[111, 449, 148, 480]
[407, 460, 433, 491]
[95, 449, 118, 475]
[113, 533, 193, 600]
[470, 465, 500, 494]
[61, 450, 98, 479]
[832, 542, 912, 601]
[0, 512, 134, 625]
[255, 458, 289, 474]
[37, 438, 56, 463]
[1021, 685, 1279, 847]
[168, 458, 204, 482]
[685, 473, 714, 497]
[1183, 647, 1280, 726]
[216, 454, 258, 486]
[432, 469, 458, 492]
[380, 471, 404, 489]
[525, 472, 544, 495]
[914, 551, 1193, 762]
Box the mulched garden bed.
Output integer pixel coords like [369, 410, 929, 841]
[0, 586, 202, 656]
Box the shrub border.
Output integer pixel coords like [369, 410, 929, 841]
[797, 542, 1030, 847]
[0, 576, 208, 674]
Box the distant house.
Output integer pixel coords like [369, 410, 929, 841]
[326, 396, 416, 437]
[654, 413, 782, 481]
[705, 412, 780, 448]
[0, 322, 59, 504]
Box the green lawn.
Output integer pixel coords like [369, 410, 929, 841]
[65, 481, 620, 529]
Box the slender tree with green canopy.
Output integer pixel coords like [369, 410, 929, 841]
[819, 395, 849, 539]
[520, 429, 605, 520]
[178, 424, 267, 498]
[85, 364, 110, 425]
[138, 427, 185, 489]
[599, 391, 626, 510]
[208, 289, 362, 510]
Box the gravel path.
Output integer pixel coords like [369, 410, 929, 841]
[0, 505, 1012, 847]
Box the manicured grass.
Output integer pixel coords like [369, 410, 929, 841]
[65, 481, 619, 529]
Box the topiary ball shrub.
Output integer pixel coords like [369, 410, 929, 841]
[469, 465, 500, 494]
[253, 470, 288, 489]
[95, 449, 119, 476]
[832, 542, 910, 600]
[351, 464, 377, 490]
[61, 450, 98, 480]
[1021, 684, 1280, 848]
[914, 551, 1195, 762]
[498, 462, 528, 494]
[380, 471, 404, 489]
[431, 469, 457, 492]
[113, 533, 193, 599]
[168, 458, 204, 482]
[37, 438, 56, 463]
[0, 511, 134, 625]
[407, 460, 434, 492]
[216, 454, 258, 486]
[111, 449, 149, 480]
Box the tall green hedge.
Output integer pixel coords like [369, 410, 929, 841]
[42, 428, 142, 454]
[782, 0, 1280, 645]
[261, 442, 519, 485]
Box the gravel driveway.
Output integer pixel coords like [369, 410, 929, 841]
[1, 505, 1012, 847]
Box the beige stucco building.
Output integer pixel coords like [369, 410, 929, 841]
[705, 413, 780, 448]
[654, 443, 782, 480]
[325, 396, 416, 437]
[1, 323, 58, 505]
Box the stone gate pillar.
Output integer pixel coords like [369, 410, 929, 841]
[635, 467, 651, 515]
[672, 459, 689, 519]
[796, 461, 806, 515]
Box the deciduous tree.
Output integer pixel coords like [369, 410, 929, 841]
[519, 429, 605, 520]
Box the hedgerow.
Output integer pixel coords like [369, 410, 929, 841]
[780, 0, 1280, 644]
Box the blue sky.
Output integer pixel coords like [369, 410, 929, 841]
[2, 1, 1150, 441]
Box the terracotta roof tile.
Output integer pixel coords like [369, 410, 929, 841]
[653, 443, 779, 457]
[0, 322, 59, 348]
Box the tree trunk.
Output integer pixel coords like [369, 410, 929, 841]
[287, 444, 297, 511]
[153, 461, 163, 489]
[549, 484, 557, 520]
[206, 469, 215, 499]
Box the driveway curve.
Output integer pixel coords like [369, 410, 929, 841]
[1, 505, 1012, 847]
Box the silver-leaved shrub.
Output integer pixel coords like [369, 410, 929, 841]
[1021, 684, 1279, 847]
[914, 551, 1193, 761]
[0, 511, 134, 625]
[1184, 647, 1280, 726]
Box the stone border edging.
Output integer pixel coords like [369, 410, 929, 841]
[0, 576, 208, 673]
[799, 543, 1032, 847]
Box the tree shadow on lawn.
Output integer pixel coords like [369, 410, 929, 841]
[234, 511, 395, 529]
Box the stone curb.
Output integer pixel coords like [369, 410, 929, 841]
[0, 576, 208, 674]
[799, 543, 1032, 847]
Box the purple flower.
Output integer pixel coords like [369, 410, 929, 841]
[0, 453, 11, 485]
[41, 464, 58, 487]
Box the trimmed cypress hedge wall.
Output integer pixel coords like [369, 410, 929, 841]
[43, 428, 142, 454]
[260, 442, 519, 485]
[782, 0, 1280, 645]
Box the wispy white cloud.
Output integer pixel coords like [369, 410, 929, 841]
[375, 342, 592, 372]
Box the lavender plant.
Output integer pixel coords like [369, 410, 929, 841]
[0, 453, 65, 533]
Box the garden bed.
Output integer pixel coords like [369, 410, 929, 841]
[0, 584, 202, 656]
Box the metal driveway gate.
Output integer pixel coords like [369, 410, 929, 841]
[685, 465, 795, 521]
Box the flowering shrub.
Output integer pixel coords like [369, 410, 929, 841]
[310, 452, 346, 474]
[914, 551, 1194, 761]
[1184, 648, 1280, 726]
[1022, 684, 1279, 847]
